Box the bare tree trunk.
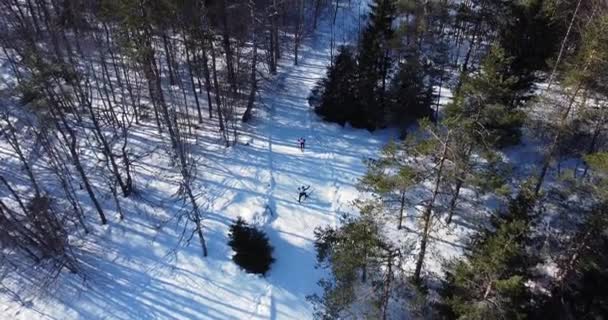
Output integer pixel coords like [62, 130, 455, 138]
[582, 105, 607, 178]
[313, 0, 322, 30]
[109, 181, 124, 220]
[398, 190, 406, 229]
[293, 0, 304, 65]
[273, 0, 281, 62]
[414, 133, 450, 283]
[381, 250, 394, 320]
[533, 0, 584, 192]
[0, 116, 41, 196]
[53, 109, 107, 225]
[162, 33, 176, 86]
[48, 140, 89, 233]
[456, 19, 480, 92]
[243, 0, 258, 123]
[329, 0, 340, 63]
[269, 1, 279, 74]
[184, 33, 203, 123]
[447, 144, 474, 225]
[210, 41, 227, 137]
[220, 0, 237, 91]
[85, 80, 131, 197]
[535, 79, 585, 195]
[0, 176, 28, 215]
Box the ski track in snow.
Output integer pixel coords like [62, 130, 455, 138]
[0, 2, 394, 319]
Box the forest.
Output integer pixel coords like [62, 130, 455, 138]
[0, 0, 606, 319]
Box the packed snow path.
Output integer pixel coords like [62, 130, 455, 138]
[208, 5, 390, 317]
[1, 2, 392, 319]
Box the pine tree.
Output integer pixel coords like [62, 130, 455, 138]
[533, 12, 608, 195]
[438, 185, 538, 320]
[228, 217, 275, 275]
[497, 0, 562, 106]
[442, 114, 511, 225]
[314, 46, 359, 126]
[309, 210, 398, 319]
[359, 141, 419, 230]
[447, 45, 526, 148]
[356, 0, 397, 130]
[533, 152, 608, 319]
[387, 51, 435, 129]
[584, 152, 608, 198]
[535, 203, 608, 320]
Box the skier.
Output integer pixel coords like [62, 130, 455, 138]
[299, 137, 306, 152]
[298, 185, 311, 203]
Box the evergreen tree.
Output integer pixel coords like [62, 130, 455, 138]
[387, 51, 435, 129]
[447, 45, 526, 148]
[356, 0, 397, 130]
[533, 12, 608, 195]
[438, 184, 538, 320]
[535, 203, 608, 320]
[359, 141, 419, 230]
[533, 153, 608, 319]
[309, 209, 398, 319]
[228, 217, 275, 275]
[314, 46, 359, 126]
[497, 0, 562, 106]
[584, 152, 608, 199]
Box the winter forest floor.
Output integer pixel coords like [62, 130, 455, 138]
[1, 2, 400, 319]
[0, 0, 579, 318]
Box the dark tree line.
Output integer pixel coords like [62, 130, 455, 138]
[311, 0, 568, 134]
[310, 0, 608, 319]
[312, 0, 435, 131]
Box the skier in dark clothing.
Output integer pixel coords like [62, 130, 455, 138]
[298, 137, 306, 152]
[298, 185, 311, 203]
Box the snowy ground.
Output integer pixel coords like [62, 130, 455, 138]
[1, 2, 398, 319]
[2, 1, 584, 318]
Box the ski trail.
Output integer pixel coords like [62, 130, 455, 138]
[265, 82, 278, 223]
[261, 61, 293, 226]
[308, 100, 342, 216]
[251, 4, 372, 319]
[250, 284, 272, 320]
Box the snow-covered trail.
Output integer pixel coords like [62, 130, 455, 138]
[238, 4, 391, 318]
[1, 2, 393, 319]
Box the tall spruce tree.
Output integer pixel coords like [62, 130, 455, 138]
[497, 0, 562, 107]
[356, 0, 397, 130]
[387, 51, 435, 129]
[314, 46, 359, 126]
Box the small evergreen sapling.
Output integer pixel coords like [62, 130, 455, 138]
[228, 217, 274, 275]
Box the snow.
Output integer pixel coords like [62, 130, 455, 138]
[1, 0, 590, 318]
[0, 2, 398, 319]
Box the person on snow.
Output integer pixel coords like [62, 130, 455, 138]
[298, 185, 311, 203]
[298, 137, 306, 152]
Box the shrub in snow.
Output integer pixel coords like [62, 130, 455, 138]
[228, 217, 274, 275]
